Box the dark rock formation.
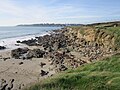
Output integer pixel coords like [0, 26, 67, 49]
[16, 40, 21, 43]
[11, 48, 45, 59]
[0, 79, 14, 90]
[19, 62, 23, 65]
[3, 57, 10, 61]
[25, 49, 45, 59]
[11, 48, 29, 59]
[0, 46, 6, 50]
[40, 62, 46, 68]
[20, 38, 37, 46]
[55, 65, 68, 72]
[40, 70, 49, 76]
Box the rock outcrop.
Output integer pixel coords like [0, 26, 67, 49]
[13, 23, 119, 72]
[0, 79, 14, 90]
[11, 48, 46, 59]
[11, 48, 29, 59]
[0, 46, 6, 50]
[25, 49, 45, 59]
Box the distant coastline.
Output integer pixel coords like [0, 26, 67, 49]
[17, 21, 120, 27]
[17, 23, 82, 27]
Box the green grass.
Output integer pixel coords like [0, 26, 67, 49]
[93, 26, 120, 50]
[105, 27, 120, 48]
[25, 55, 120, 90]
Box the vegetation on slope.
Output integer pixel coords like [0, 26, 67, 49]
[25, 54, 120, 90]
[95, 26, 120, 47]
[105, 27, 120, 48]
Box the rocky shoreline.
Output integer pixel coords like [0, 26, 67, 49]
[12, 25, 117, 72]
[0, 22, 119, 90]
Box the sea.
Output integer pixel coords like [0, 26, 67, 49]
[0, 26, 62, 51]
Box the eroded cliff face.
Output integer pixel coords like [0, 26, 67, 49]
[64, 26, 116, 53]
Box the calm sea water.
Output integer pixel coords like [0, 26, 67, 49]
[0, 26, 62, 40]
[0, 26, 62, 50]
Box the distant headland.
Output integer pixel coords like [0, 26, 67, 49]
[17, 23, 82, 27]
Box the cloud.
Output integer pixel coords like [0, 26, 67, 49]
[0, 0, 23, 17]
[0, 0, 119, 26]
[0, 0, 85, 25]
[58, 15, 101, 19]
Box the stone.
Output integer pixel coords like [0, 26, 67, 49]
[6, 79, 14, 90]
[55, 65, 68, 72]
[40, 62, 46, 68]
[0, 79, 6, 90]
[25, 49, 46, 59]
[16, 40, 21, 43]
[40, 70, 49, 76]
[19, 62, 23, 65]
[3, 57, 10, 61]
[11, 48, 29, 59]
[20, 38, 37, 46]
[59, 65, 68, 71]
[0, 46, 6, 50]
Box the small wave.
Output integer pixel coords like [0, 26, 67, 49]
[0, 32, 49, 51]
[0, 32, 46, 40]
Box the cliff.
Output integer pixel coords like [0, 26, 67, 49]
[64, 22, 120, 52]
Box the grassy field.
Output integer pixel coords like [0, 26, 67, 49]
[25, 54, 120, 90]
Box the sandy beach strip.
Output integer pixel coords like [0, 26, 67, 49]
[0, 46, 55, 90]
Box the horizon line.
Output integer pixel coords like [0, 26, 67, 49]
[0, 20, 120, 27]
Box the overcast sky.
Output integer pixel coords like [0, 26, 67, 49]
[0, 0, 120, 26]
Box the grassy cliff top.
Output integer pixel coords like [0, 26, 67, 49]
[69, 22, 120, 49]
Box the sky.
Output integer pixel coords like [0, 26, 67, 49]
[0, 0, 120, 26]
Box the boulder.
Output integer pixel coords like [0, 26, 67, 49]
[25, 49, 46, 59]
[55, 65, 68, 72]
[6, 79, 14, 90]
[53, 42, 60, 51]
[19, 62, 23, 65]
[59, 65, 68, 71]
[3, 57, 10, 61]
[40, 70, 49, 76]
[40, 62, 46, 68]
[0, 79, 7, 90]
[11, 48, 29, 59]
[16, 40, 21, 43]
[24, 50, 34, 59]
[0, 46, 6, 50]
[0, 79, 14, 90]
[20, 38, 37, 46]
[50, 52, 64, 65]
